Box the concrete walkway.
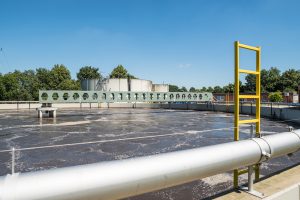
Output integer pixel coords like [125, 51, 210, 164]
[215, 164, 300, 200]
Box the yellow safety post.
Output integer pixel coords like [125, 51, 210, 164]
[233, 41, 261, 188]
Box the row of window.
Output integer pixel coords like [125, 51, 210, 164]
[41, 92, 209, 101]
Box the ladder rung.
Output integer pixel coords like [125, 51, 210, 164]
[239, 95, 259, 99]
[239, 69, 259, 75]
[238, 43, 260, 51]
[238, 169, 248, 175]
[239, 119, 259, 124]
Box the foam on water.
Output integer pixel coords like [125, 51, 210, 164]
[0, 109, 299, 200]
[202, 173, 233, 185]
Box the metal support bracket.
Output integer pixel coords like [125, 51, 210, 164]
[262, 151, 271, 159]
[240, 186, 265, 198]
[239, 165, 265, 198]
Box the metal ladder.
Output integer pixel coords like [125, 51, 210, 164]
[233, 41, 261, 189]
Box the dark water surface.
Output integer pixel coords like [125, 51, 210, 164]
[0, 108, 299, 199]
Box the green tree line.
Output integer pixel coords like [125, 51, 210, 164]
[0, 64, 80, 101]
[0, 64, 136, 101]
[0, 65, 299, 101]
[170, 67, 300, 93]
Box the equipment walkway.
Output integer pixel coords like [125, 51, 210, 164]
[216, 164, 300, 200]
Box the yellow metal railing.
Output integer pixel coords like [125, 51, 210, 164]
[234, 41, 261, 188]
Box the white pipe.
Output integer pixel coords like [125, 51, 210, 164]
[0, 130, 299, 200]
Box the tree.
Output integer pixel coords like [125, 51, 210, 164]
[221, 81, 244, 93]
[260, 69, 268, 92]
[213, 86, 223, 93]
[0, 74, 5, 100]
[169, 84, 180, 92]
[1, 71, 32, 100]
[207, 87, 213, 92]
[223, 83, 234, 93]
[180, 86, 187, 92]
[245, 67, 281, 93]
[245, 74, 256, 92]
[127, 74, 137, 79]
[239, 81, 246, 93]
[36, 68, 51, 90]
[21, 70, 39, 100]
[269, 92, 283, 102]
[262, 67, 281, 92]
[267, 67, 281, 92]
[280, 69, 300, 92]
[37, 65, 78, 91]
[283, 87, 296, 93]
[49, 64, 72, 90]
[58, 79, 80, 90]
[189, 87, 196, 92]
[110, 65, 128, 78]
[200, 87, 207, 92]
[2, 71, 20, 100]
[0, 65, 79, 101]
[109, 65, 138, 79]
[169, 85, 188, 92]
[77, 66, 101, 80]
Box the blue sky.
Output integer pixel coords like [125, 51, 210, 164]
[0, 0, 300, 88]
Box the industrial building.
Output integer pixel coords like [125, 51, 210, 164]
[80, 78, 169, 92]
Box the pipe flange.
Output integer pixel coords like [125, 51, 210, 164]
[291, 130, 300, 152]
[251, 138, 272, 162]
[291, 130, 300, 140]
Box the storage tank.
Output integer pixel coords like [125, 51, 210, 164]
[106, 78, 128, 92]
[130, 79, 152, 92]
[152, 84, 169, 92]
[80, 79, 101, 91]
[90, 78, 157, 92]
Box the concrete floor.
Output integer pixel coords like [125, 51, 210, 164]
[0, 108, 299, 200]
[215, 164, 300, 200]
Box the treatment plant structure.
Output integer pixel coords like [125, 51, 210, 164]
[80, 78, 169, 92]
[0, 42, 300, 200]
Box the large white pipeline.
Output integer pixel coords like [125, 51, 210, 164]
[0, 130, 299, 200]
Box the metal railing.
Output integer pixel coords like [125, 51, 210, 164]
[0, 101, 40, 110]
[211, 101, 300, 107]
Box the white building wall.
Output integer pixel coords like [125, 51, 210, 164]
[130, 79, 152, 92]
[94, 78, 168, 92]
[106, 79, 128, 92]
[152, 84, 169, 92]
